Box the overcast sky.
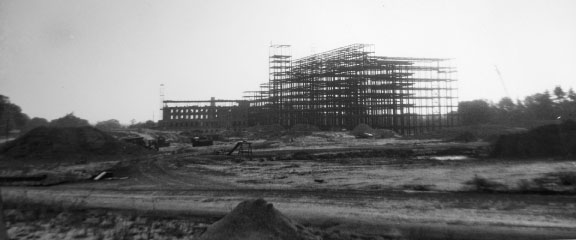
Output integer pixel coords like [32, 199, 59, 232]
[1, 0, 575, 124]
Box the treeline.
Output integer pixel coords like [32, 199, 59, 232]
[0, 94, 156, 136]
[459, 86, 576, 126]
[92, 119, 156, 130]
[3, 86, 575, 135]
[0, 95, 31, 134]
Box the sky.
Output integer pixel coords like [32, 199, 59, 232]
[1, 0, 575, 124]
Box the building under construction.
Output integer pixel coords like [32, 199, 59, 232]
[161, 44, 458, 135]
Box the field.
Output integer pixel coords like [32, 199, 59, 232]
[1, 129, 576, 239]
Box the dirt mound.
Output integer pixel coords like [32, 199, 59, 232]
[491, 120, 576, 158]
[286, 124, 320, 137]
[0, 126, 148, 161]
[246, 124, 285, 139]
[200, 199, 319, 240]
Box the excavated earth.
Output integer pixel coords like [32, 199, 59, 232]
[1, 129, 576, 239]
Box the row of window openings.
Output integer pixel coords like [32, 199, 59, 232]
[167, 122, 244, 132]
[169, 122, 215, 127]
[170, 114, 218, 120]
[169, 108, 233, 114]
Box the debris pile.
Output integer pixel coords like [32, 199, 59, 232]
[351, 123, 397, 139]
[0, 126, 149, 161]
[200, 199, 319, 240]
[491, 120, 576, 158]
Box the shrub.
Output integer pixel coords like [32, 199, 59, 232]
[464, 175, 507, 192]
[548, 171, 576, 186]
[515, 172, 576, 194]
[491, 120, 576, 158]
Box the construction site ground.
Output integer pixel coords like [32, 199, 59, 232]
[2, 132, 576, 239]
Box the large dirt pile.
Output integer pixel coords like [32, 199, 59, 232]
[491, 120, 576, 158]
[200, 199, 320, 240]
[0, 126, 148, 161]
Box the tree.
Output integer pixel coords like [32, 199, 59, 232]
[142, 120, 156, 129]
[22, 117, 49, 132]
[0, 95, 30, 134]
[568, 88, 576, 102]
[559, 88, 576, 120]
[458, 100, 492, 125]
[496, 97, 515, 112]
[524, 91, 555, 120]
[95, 119, 123, 131]
[553, 86, 566, 103]
[49, 113, 90, 128]
[128, 120, 156, 129]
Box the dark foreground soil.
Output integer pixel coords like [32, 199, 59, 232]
[2, 131, 576, 240]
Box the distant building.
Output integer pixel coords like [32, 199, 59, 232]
[159, 97, 249, 133]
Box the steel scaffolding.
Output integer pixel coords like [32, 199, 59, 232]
[244, 44, 458, 135]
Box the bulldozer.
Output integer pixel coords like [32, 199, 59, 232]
[121, 136, 169, 151]
[191, 136, 213, 147]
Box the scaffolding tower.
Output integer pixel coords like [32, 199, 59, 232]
[245, 44, 458, 135]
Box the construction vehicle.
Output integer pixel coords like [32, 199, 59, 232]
[192, 136, 213, 147]
[121, 136, 170, 151]
[148, 136, 170, 150]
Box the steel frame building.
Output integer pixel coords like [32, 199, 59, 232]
[162, 44, 458, 135]
[245, 44, 458, 134]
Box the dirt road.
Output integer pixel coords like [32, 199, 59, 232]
[3, 185, 576, 240]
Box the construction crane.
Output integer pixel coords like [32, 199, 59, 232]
[159, 84, 165, 122]
[494, 65, 511, 99]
